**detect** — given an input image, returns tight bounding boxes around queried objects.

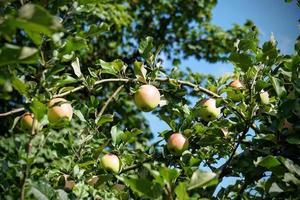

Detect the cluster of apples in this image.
[19,80,273,175]
[20,97,73,131]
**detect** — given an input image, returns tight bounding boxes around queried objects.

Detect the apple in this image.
[259,90,269,105]
[283,119,294,133]
[167,133,189,155]
[134,85,160,112]
[47,98,73,124]
[198,98,220,121]
[21,112,39,131]
[229,80,243,88]
[101,154,121,173]
[227,80,244,101]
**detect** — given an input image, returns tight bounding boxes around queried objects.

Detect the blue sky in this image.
[146,0,300,137]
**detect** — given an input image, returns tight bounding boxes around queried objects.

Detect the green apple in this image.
[134,85,160,112]
[167,133,189,155]
[198,98,220,121]
[47,98,73,124]
[227,80,244,101]
[101,154,121,173]
[21,112,39,131]
[259,90,269,105]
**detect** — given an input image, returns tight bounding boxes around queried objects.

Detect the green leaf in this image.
[229,53,253,72]
[139,37,154,64]
[160,167,180,184]
[73,110,86,122]
[9,116,22,133]
[254,155,281,169]
[175,182,189,200]
[188,170,218,190]
[270,76,286,98]
[0,44,39,66]
[96,114,114,126]
[268,182,283,194]
[56,189,69,200]
[286,135,300,144]
[123,178,161,198]
[110,125,124,146]
[283,173,300,185]
[17,4,61,34]
[31,187,49,200]
[60,37,88,55]
[280,157,300,176]
[29,181,56,200]
[121,128,143,143]
[30,99,48,121]
[12,77,28,96]
[133,61,147,83]
[71,57,82,78]
[97,59,125,75]
[80,23,110,38]
[295,36,300,55]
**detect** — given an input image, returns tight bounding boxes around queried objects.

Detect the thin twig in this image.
[20,118,37,200]
[0,108,25,117]
[96,85,124,124]
[156,77,221,98]
[54,78,131,98]
[120,156,158,174]
[218,126,249,179]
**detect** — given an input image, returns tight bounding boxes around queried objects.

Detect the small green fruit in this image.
[259,90,269,105]
[167,133,189,155]
[198,98,220,121]
[134,85,160,112]
[101,154,121,173]
[47,98,73,124]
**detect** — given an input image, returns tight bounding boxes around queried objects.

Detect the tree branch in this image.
[20,118,37,200]
[120,156,156,174]
[218,127,249,179]
[0,107,25,117]
[95,85,124,124]
[155,77,221,98]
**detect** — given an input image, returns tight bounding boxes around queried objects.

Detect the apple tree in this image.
[0,0,300,199]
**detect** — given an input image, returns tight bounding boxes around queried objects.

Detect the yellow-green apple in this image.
[259,90,270,105]
[20,112,39,131]
[101,154,121,173]
[47,98,73,124]
[227,80,244,101]
[134,85,160,112]
[198,98,220,121]
[167,133,189,155]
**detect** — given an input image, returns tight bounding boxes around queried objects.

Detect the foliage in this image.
[0,0,300,199]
